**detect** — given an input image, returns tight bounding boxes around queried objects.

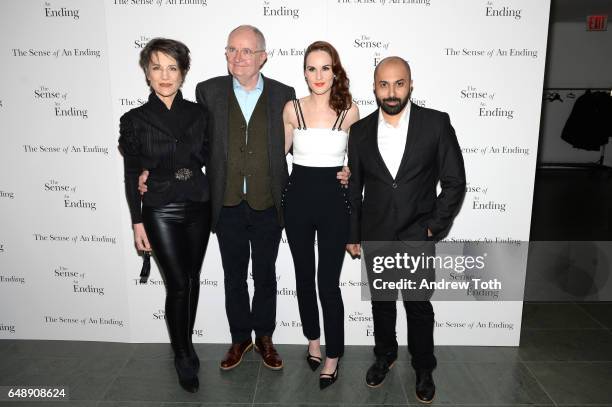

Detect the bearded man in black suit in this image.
[346,56,466,403]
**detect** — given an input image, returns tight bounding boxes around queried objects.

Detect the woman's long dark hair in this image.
[303,41,352,114]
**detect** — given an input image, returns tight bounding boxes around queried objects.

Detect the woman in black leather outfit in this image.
[118,38,210,393]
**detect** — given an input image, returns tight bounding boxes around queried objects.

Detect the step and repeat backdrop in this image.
[0,0,550,345]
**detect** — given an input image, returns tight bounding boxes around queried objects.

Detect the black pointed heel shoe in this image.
[175,356,199,393]
[319,362,339,390]
[306,351,322,371]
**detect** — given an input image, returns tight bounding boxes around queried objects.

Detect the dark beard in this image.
[377,94,410,115]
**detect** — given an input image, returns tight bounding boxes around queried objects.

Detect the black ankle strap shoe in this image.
[319,362,339,390]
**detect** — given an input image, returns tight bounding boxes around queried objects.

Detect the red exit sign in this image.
[587,15,608,31]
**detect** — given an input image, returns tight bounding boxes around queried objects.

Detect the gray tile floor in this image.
[1,302,611,406]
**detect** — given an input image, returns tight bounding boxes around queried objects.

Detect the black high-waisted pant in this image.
[143,201,211,356]
[283,164,350,358]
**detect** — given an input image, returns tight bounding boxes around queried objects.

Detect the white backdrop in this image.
[0,0,550,346]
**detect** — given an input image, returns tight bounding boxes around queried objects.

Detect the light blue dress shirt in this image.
[232,73,264,123]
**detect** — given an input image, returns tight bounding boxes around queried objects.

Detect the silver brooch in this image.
[174,168,193,181]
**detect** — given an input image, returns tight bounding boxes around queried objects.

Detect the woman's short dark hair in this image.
[303,41,352,114]
[139,38,191,83]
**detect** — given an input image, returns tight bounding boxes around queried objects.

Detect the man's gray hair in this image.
[228,25,266,50]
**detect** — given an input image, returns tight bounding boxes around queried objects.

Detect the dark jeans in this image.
[215,200,282,343]
[284,165,349,358]
[143,201,211,356]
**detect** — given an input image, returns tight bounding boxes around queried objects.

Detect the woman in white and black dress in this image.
[282,41,359,389]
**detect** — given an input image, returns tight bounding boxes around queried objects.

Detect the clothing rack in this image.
[539,87,612,169]
[543,87,612,102]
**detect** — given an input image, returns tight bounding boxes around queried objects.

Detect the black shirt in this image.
[119,91,210,224]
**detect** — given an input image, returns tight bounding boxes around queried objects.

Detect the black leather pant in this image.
[142,201,211,356]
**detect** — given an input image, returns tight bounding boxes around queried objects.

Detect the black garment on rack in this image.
[561,90,612,151]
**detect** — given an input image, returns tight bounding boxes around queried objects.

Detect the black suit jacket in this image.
[195,75,295,231]
[348,104,466,242]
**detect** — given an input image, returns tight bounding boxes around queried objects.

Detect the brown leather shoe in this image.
[220,340,253,370]
[254,336,283,370]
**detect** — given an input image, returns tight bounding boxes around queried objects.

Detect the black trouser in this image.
[216,201,282,343]
[284,164,349,358]
[362,235,436,371]
[143,201,211,357]
[372,299,437,371]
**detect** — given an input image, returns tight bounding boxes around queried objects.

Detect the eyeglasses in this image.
[225,46,265,58]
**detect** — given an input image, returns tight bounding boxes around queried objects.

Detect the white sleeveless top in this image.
[290,99,349,167]
[292,128,348,167]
